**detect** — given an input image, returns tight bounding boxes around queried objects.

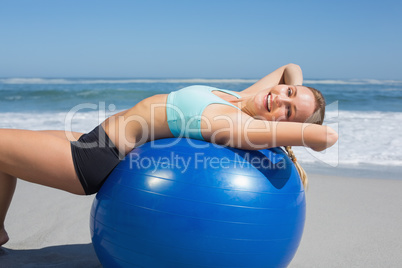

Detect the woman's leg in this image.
[0,129,85,246]
[0,173,16,246]
[0,129,85,193]
[38,130,84,141]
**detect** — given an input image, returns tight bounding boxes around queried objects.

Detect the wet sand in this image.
[2,173,402,267]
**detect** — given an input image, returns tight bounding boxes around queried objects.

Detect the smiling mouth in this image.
[266,93,272,112]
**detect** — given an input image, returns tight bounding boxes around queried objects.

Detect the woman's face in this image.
[251,85,316,122]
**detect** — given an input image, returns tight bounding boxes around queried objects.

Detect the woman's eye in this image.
[287,106,291,118]
[288,88,292,96]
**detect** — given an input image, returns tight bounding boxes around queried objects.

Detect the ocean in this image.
[0,78,401,179]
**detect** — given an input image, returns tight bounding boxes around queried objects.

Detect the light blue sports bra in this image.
[166,85,241,141]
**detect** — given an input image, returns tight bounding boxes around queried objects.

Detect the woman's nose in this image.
[275,96,290,107]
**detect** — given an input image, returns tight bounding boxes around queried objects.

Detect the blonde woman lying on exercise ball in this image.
[0,63,337,246]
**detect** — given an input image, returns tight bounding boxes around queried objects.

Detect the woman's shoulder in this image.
[174,85,218,92]
[131,94,169,110]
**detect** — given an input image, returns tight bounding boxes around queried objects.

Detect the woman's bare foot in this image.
[0,227,9,246]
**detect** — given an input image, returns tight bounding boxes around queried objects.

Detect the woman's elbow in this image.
[286,63,301,69]
[327,127,338,147]
[311,126,338,152]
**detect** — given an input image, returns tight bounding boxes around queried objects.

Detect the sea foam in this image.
[0,78,258,85]
[2,77,401,86]
[293,110,402,168]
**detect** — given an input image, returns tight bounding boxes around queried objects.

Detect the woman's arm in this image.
[204,112,337,151]
[241,63,303,95]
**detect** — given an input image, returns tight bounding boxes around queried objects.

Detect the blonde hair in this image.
[286,86,326,189]
[285,146,308,188]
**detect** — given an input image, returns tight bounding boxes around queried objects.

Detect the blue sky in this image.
[1,0,401,79]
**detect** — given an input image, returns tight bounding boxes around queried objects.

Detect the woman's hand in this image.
[303,125,338,152]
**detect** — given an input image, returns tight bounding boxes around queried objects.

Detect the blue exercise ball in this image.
[90,138,306,268]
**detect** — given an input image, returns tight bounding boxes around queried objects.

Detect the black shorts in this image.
[71,125,122,195]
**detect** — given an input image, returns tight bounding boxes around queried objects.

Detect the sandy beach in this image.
[1,173,402,267]
[291,174,402,267]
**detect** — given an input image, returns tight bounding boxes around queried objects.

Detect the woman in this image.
[0,63,338,246]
